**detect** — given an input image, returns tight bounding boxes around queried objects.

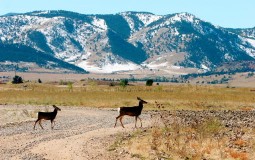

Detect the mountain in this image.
[0,42,87,73]
[226,27,255,39]
[0,10,255,74]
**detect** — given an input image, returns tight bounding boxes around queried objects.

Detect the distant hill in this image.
[0,43,87,73]
[0,10,254,74]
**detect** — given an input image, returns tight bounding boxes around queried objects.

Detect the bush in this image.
[146,79,153,86]
[67,81,73,92]
[120,79,128,87]
[12,75,23,84]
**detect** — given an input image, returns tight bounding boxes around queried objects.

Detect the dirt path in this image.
[0,105,151,160]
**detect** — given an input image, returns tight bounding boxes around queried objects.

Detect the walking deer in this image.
[114,97,148,128]
[33,105,61,130]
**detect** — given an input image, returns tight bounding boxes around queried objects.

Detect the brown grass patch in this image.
[0,82,255,111]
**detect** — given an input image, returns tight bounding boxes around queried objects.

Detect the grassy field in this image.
[0,81,255,110]
[1,80,255,159]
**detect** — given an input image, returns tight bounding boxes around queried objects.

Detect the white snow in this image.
[146,62,168,69]
[201,64,209,70]
[171,66,182,69]
[247,38,255,48]
[224,53,233,61]
[145,61,183,70]
[174,27,179,35]
[65,54,80,62]
[170,13,195,23]
[32,10,50,15]
[92,18,107,30]
[1,37,6,41]
[77,61,140,73]
[171,15,182,22]
[239,39,255,58]
[80,52,92,60]
[102,62,140,73]
[120,12,162,34]
[121,14,135,31]
[136,14,162,26]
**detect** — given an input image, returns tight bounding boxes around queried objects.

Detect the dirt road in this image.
[0,105,151,160]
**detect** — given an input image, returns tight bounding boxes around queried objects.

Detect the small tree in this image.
[12,75,23,84]
[120,79,128,87]
[146,79,154,86]
[67,82,73,92]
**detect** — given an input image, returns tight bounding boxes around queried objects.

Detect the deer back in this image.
[38,112,56,120]
[119,106,143,116]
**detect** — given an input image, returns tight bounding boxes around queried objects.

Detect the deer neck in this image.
[138,101,144,109]
[53,109,58,115]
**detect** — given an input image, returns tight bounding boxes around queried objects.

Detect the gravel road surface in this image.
[0,105,150,160]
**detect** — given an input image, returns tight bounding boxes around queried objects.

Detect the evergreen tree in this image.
[146,79,154,86]
[12,75,23,84]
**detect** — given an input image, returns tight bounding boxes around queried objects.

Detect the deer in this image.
[33,105,61,130]
[114,97,148,128]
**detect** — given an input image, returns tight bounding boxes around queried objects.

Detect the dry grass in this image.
[0,82,255,110]
[118,114,255,160]
[1,81,255,159]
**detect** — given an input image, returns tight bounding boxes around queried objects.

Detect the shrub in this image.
[146,79,153,86]
[120,79,128,87]
[12,75,23,84]
[67,81,73,92]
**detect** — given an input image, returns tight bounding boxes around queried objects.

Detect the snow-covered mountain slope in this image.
[0,10,254,74]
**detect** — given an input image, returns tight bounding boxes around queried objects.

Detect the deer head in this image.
[137,97,148,104]
[53,105,61,111]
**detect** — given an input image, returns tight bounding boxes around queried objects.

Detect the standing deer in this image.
[114,97,148,128]
[34,105,61,130]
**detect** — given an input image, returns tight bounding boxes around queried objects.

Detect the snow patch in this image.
[65,55,81,62]
[171,13,195,23]
[146,62,168,69]
[171,66,182,69]
[136,14,162,26]
[80,52,92,60]
[201,64,209,70]
[239,43,255,58]
[247,38,255,48]
[77,61,140,73]
[92,18,107,30]
[1,37,6,41]
[224,53,233,61]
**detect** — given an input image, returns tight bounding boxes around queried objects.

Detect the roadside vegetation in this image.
[115,111,255,160]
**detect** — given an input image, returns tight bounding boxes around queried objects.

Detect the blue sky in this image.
[0,0,254,28]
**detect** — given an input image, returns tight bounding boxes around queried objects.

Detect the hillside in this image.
[0,10,255,74]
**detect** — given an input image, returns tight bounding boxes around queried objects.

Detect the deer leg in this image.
[53,120,56,128]
[135,116,138,128]
[114,115,120,127]
[51,120,54,129]
[119,116,125,128]
[115,115,123,128]
[34,119,39,130]
[138,116,142,128]
[39,120,44,129]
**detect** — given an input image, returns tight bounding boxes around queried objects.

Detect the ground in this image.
[0,105,150,160]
